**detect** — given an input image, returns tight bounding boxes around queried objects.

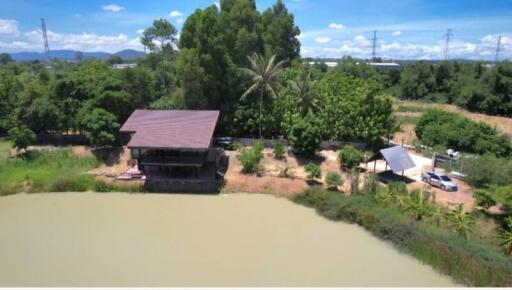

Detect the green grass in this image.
[294,187,512,287]
[0,138,12,160]
[0,148,101,195]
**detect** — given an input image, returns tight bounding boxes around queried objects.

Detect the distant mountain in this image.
[113,49,145,60]
[9,49,145,62]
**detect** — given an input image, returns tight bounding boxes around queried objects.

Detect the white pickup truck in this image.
[421,171,458,191]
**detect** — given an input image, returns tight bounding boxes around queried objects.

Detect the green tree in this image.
[0,53,13,65]
[79,108,120,147]
[446,204,473,239]
[316,72,398,142]
[261,0,300,62]
[220,0,262,66]
[106,55,123,65]
[8,125,36,152]
[287,111,323,155]
[337,145,364,170]
[240,53,285,138]
[287,72,319,112]
[141,19,178,91]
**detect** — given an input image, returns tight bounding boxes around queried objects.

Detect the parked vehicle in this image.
[421,171,458,191]
[213,137,235,150]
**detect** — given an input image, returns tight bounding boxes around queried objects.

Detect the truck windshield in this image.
[440,176,452,182]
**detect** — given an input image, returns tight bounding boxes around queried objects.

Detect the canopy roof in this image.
[120,110,219,150]
[380,146,416,173]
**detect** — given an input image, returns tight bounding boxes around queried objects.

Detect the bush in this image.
[237,141,264,174]
[337,145,364,169]
[463,155,512,187]
[8,125,36,151]
[325,171,343,190]
[415,109,512,157]
[304,162,321,179]
[287,111,323,155]
[272,141,286,159]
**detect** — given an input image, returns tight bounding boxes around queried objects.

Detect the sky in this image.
[0,0,512,60]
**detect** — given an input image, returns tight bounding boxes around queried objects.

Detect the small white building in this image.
[112,63,138,69]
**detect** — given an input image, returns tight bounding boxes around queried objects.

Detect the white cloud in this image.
[0,19,19,36]
[315,36,331,44]
[328,23,345,30]
[169,11,183,18]
[23,29,142,53]
[102,4,125,13]
[177,18,184,24]
[392,30,401,36]
[136,29,144,34]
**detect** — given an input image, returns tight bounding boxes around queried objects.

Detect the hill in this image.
[10,49,145,62]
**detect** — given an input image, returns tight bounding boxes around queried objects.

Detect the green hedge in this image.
[294,187,512,287]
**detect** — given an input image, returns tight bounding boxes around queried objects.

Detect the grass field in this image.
[0,138,12,160]
[0,148,101,195]
[393,100,512,145]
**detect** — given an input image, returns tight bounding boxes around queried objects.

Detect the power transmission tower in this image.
[41,18,50,61]
[444,28,452,60]
[495,35,502,63]
[371,30,378,61]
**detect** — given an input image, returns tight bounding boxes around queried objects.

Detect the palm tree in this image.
[287,72,319,112]
[498,217,512,256]
[240,53,285,138]
[446,204,473,239]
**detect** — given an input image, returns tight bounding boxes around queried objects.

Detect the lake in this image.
[0,192,456,287]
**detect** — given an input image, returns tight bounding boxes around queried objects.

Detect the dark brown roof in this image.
[120,110,220,149]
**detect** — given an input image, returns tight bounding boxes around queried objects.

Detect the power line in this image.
[371,30,378,61]
[41,18,50,61]
[443,28,453,60]
[495,35,502,63]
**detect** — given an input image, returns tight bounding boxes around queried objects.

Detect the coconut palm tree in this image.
[498,217,512,256]
[240,53,286,138]
[287,72,319,112]
[446,204,473,239]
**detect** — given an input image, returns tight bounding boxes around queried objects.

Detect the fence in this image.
[36,133,89,146]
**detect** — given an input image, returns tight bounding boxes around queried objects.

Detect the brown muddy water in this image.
[0,192,456,287]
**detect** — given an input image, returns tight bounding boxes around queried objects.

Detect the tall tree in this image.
[141,19,178,91]
[240,53,285,138]
[261,0,301,62]
[220,0,263,66]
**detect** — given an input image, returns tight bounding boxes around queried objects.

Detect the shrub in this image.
[304,162,321,179]
[415,109,512,157]
[8,125,36,151]
[337,145,364,169]
[237,141,264,174]
[463,155,512,188]
[272,141,286,159]
[287,111,322,155]
[325,171,343,191]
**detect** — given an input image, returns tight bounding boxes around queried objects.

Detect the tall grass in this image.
[0,148,100,195]
[0,138,12,160]
[294,187,512,286]
[396,105,427,113]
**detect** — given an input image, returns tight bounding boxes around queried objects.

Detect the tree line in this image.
[0,0,398,151]
[332,57,512,117]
